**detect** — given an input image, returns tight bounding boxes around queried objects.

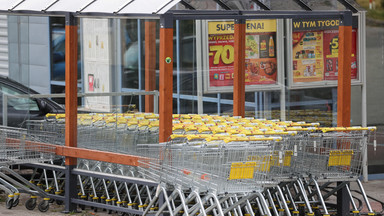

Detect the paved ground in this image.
[0,180,383,216]
[352,180,384,214]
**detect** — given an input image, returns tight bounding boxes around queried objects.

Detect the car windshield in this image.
[0,83,39,111]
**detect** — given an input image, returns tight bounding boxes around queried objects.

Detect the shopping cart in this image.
[293,127,376,180]
[0,126,59,211]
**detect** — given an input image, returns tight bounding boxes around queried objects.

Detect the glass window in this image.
[49,17,82,105]
[0,83,39,111]
[183,0,222,10]
[269,0,305,10]
[305,0,348,10]
[122,19,140,90]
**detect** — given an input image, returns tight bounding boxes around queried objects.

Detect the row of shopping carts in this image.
[0,113,380,216]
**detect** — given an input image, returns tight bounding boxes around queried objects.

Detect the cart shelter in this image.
[0,0,364,214]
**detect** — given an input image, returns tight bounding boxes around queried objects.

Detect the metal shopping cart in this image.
[0,126,59,211]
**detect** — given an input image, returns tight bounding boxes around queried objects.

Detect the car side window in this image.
[0,83,39,111]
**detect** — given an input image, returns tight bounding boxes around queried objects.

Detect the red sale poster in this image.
[292,18,359,85]
[323,28,358,80]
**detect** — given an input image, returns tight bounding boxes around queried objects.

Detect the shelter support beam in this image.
[145,20,157,113]
[64,12,78,213]
[159,14,173,143]
[337,12,352,127]
[336,11,353,216]
[233,19,246,117]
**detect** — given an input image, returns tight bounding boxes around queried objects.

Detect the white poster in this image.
[82,18,111,112]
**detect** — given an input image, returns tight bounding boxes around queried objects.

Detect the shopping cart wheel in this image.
[25,198,37,210]
[79,204,85,210]
[5,198,13,209]
[12,198,19,207]
[299,205,306,216]
[56,199,64,205]
[117,212,126,216]
[38,200,50,212]
[314,208,321,216]
[93,201,98,212]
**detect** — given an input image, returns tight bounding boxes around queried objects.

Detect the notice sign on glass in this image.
[292,18,358,83]
[207,20,277,89]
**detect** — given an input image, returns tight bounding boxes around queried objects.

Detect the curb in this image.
[366,17,384,27]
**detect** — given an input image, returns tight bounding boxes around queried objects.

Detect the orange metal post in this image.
[233,19,246,118]
[159,15,173,143]
[337,15,352,127]
[145,20,157,113]
[64,13,78,213]
[65,14,78,166]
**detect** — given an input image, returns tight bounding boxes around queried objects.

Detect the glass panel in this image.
[118,0,180,14]
[305,0,348,10]
[362,0,384,176]
[122,19,140,89]
[0,83,39,111]
[15,0,56,11]
[47,0,90,12]
[224,0,254,10]
[49,17,82,105]
[347,0,368,11]
[5,15,66,128]
[0,0,24,10]
[269,0,305,10]
[181,0,220,10]
[81,0,129,13]
[287,88,334,126]
[178,20,197,96]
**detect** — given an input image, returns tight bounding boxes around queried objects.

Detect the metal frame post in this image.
[145,20,157,113]
[138,19,143,112]
[159,13,174,143]
[359,11,368,182]
[2,94,7,126]
[233,18,246,117]
[176,20,181,114]
[64,12,78,213]
[337,182,350,216]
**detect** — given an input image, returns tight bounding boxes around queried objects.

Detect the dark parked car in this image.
[0,76,65,127]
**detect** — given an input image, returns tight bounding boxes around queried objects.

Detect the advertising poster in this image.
[292,31,324,83]
[83,18,112,112]
[292,18,358,84]
[323,28,358,80]
[208,20,277,88]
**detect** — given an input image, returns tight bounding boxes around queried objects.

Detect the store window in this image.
[49,17,82,104]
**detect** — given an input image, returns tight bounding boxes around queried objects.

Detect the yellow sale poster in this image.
[208,20,278,87]
[292,31,324,83]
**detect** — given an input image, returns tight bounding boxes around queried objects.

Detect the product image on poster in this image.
[208,20,277,88]
[292,31,324,83]
[323,29,358,80]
